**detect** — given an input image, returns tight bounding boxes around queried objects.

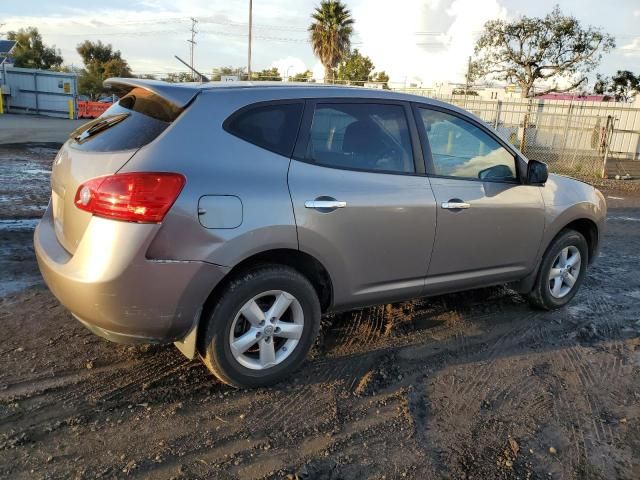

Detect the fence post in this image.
[601,115,614,179]
[520,98,532,154]
[494,100,501,129]
[33,72,39,115]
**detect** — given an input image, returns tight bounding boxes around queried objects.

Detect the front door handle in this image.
[305,200,347,210]
[441,201,470,209]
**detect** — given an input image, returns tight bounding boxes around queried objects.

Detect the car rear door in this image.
[288,99,437,310]
[413,104,545,293]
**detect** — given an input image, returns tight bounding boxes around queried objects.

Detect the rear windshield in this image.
[69,88,183,152]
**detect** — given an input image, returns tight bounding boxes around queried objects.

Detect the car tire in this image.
[201,265,321,388]
[526,229,589,310]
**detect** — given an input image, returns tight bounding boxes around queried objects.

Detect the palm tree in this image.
[308,0,354,83]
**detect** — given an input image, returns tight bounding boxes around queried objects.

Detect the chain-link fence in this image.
[394,90,640,179]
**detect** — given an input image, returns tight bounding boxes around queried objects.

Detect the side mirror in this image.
[478,164,515,181]
[527,160,548,185]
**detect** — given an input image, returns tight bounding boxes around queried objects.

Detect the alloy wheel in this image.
[548,246,581,299]
[229,290,304,370]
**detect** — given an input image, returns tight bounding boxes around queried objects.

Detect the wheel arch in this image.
[562,218,599,264]
[192,248,333,354]
[515,216,600,293]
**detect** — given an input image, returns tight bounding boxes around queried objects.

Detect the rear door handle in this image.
[304,200,347,210]
[441,201,470,209]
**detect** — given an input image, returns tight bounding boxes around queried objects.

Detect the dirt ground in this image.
[0,144,639,480]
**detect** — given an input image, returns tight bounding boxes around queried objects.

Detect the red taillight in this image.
[74,172,186,223]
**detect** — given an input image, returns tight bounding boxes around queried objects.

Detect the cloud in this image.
[621,37,640,56]
[1,0,310,74]
[6,0,635,87]
[311,61,325,81]
[270,56,307,78]
[351,0,507,86]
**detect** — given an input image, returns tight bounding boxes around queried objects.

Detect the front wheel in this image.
[201,265,321,388]
[526,229,588,310]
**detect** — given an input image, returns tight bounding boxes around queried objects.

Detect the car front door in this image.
[288,100,437,310]
[414,105,545,293]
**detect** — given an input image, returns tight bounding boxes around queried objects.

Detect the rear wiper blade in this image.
[75,114,129,142]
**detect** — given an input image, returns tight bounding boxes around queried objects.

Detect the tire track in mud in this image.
[246,297,496,437]
[0,351,192,438]
[411,300,614,469]
[549,371,590,474]
[443,309,541,417]
[545,318,635,477]
[561,346,620,450]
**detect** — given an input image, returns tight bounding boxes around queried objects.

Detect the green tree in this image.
[368,70,390,89]
[594,71,639,102]
[162,72,193,83]
[335,49,374,86]
[6,27,63,70]
[309,0,354,83]
[472,6,615,98]
[290,70,314,82]
[76,40,132,99]
[452,88,479,96]
[77,73,103,100]
[211,66,248,81]
[250,68,282,81]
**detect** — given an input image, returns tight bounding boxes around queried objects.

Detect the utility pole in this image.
[248,0,253,80]
[465,56,472,91]
[464,55,471,107]
[188,17,198,82]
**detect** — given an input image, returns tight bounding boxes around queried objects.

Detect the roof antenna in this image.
[173,55,210,83]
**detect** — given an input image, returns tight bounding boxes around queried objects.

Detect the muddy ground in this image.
[0,144,639,480]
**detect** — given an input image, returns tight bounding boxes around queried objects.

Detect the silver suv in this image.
[35,79,606,387]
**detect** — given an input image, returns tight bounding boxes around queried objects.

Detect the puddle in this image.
[0,277,42,298]
[413,315,447,330]
[0,147,54,220]
[608,216,640,222]
[0,218,40,231]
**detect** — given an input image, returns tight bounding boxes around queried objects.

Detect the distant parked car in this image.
[35,79,606,387]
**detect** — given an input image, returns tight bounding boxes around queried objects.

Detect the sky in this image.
[1,0,639,88]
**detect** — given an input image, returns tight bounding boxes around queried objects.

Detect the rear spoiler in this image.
[103,78,200,109]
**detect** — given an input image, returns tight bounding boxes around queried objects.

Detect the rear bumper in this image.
[34,204,228,343]
[74,315,162,344]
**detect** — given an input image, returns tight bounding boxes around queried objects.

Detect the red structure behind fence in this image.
[77,101,111,119]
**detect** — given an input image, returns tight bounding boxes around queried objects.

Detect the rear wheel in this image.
[527,229,588,310]
[201,265,321,388]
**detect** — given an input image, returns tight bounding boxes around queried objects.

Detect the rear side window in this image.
[307,103,414,174]
[70,88,183,152]
[224,102,303,157]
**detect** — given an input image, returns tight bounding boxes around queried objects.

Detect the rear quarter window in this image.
[223,102,304,157]
[69,88,183,152]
